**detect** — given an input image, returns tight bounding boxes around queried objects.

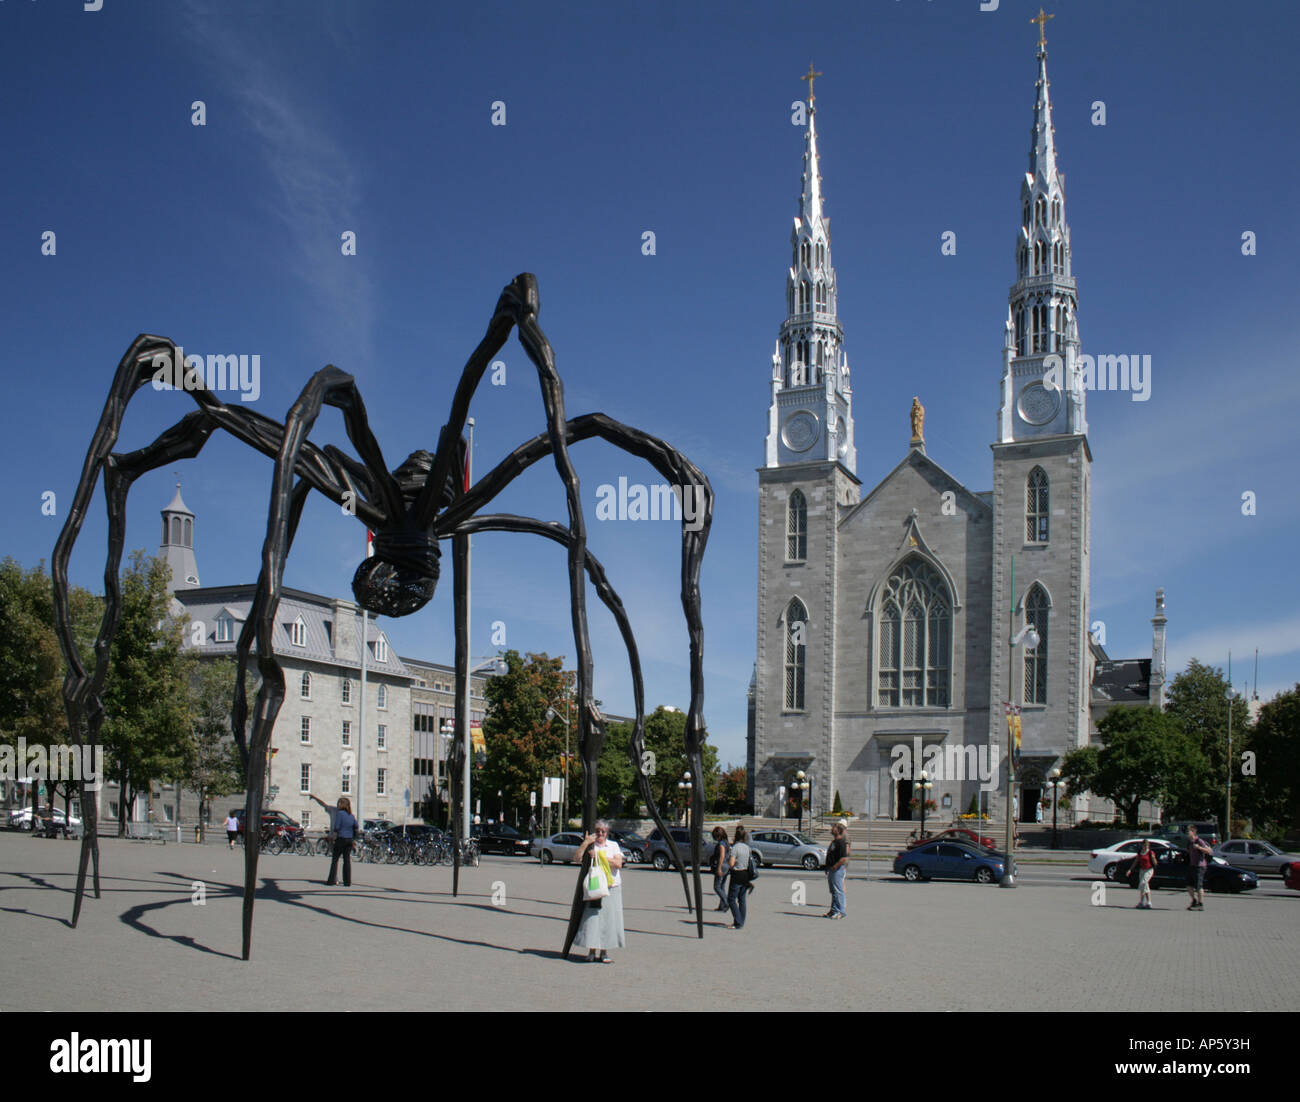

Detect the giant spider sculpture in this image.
[52,273,712,960]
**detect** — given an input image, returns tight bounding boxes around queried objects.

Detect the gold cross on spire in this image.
[1031,8,1055,48]
[801,62,823,108]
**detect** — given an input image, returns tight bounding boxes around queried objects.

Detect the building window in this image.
[786,490,807,562]
[377,768,387,797]
[300,672,311,699]
[300,716,311,744]
[876,557,951,708]
[302,810,311,829]
[377,724,387,750]
[341,678,351,704]
[342,721,351,747]
[377,684,388,710]
[290,617,306,647]
[341,765,351,795]
[375,635,388,663]
[1024,585,1049,704]
[782,598,807,711]
[300,763,311,793]
[215,615,233,643]
[1026,467,1049,542]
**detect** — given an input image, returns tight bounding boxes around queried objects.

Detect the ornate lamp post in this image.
[1001,609,1040,889]
[1047,768,1062,850]
[676,772,693,828]
[917,769,933,839]
[793,771,808,831]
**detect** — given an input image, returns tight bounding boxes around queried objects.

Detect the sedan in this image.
[893,841,1013,883]
[1088,838,1174,880]
[531,832,634,865]
[1212,839,1299,878]
[8,807,83,833]
[749,829,827,870]
[472,822,532,856]
[1117,849,1257,894]
[908,826,998,851]
[609,830,647,862]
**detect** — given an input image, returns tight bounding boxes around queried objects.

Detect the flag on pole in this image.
[367,529,374,558]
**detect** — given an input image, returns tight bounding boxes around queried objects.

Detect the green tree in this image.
[639,705,719,817]
[717,765,748,814]
[594,719,638,818]
[177,657,245,838]
[480,651,572,824]
[99,550,195,834]
[0,558,99,820]
[1239,685,1300,837]
[1063,707,1208,827]
[1164,659,1251,819]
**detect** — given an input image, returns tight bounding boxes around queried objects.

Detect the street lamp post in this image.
[676,772,692,827]
[793,770,807,831]
[918,769,933,839]
[1225,686,1237,840]
[1048,768,1062,850]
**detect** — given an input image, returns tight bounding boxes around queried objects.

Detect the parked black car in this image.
[644,826,716,872]
[608,830,647,862]
[471,822,532,856]
[1117,848,1257,893]
[231,809,304,841]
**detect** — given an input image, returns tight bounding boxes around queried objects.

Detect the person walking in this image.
[710,826,730,911]
[224,811,240,850]
[573,820,625,962]
[726,825,754,929]
[824,821,850,918]
[1186,826,1213,910]
[312,794,357,887]
[1135,838,1156,908]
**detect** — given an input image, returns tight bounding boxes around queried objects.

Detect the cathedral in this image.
[748,31,1167,825]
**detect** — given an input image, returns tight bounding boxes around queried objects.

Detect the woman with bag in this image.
[573,820,625,963]
[711,826,731,911]
[726,825,754,930]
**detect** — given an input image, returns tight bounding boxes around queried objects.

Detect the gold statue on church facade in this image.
[910,396,925,444]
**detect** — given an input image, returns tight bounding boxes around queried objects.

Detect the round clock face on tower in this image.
[781,410,820,452]
[1017,381,1062,426]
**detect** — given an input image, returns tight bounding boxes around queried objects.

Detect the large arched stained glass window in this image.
[1026,467,1049,543]
[877,558,951,708]
[783,598,807,711]
[1024,585,1049,704]
[787,490,807,562]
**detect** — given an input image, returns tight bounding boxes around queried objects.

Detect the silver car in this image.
[531,832,633,865]
[1213,839,1299,877]
[749,829,827,870]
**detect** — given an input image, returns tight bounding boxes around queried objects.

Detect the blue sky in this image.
[3,0,1297,768]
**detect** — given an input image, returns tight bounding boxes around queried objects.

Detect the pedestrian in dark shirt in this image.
[824,821,850,918]
[312,793,357,887]
[1186,826,1213,910]
[710,826,730,911]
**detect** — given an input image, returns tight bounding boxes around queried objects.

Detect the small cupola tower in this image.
[160,483,200,591]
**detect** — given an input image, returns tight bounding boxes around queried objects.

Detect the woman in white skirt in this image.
[574,820,625,963]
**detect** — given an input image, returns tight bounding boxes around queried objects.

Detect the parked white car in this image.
[8,807,83,834]
[1088,837,1173,880]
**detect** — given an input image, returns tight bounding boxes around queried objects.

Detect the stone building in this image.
[750,37,1167,825]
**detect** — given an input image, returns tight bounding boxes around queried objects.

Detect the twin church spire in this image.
[768,17,1087,471]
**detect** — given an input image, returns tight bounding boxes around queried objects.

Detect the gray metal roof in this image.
[1092,658,1151,705]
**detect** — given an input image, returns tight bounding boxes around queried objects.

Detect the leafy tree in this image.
[717,765,748,814]
[1239,684,1300,837]
[99,550,196,834]
[1164,659,1251,819]
[177,657,245,837]
[0,558,99,820]
[480,651,572,824]
[1064,707,1207,826]
[594,719,638,818]
[638,705,719,817]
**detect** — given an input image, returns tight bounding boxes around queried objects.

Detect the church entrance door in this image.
[1021,787,1041,823]
[897,779,913,821]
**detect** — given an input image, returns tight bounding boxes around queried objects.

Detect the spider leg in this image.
[438,411,713,938]
[454,514,695,915]
[449,532,469,897]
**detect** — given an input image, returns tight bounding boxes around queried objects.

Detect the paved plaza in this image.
[1,834,1295,1012]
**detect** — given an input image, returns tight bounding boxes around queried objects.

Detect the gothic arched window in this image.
[1024,585,1049,704]
[782,598,807,711]
[1015,306,1026,357]
[171,516,182,544]
[1026,467,1049,542]
[1033,303,1048,352]
[787,490,807,562]
[876,557,951,708]
[1035,195,1047,227]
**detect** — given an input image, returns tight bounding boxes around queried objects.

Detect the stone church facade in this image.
[749,38,1166,825]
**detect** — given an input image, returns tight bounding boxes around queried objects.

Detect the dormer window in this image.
[375,635,388,664]
[290,616,306,647]
[215,614,234,643]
